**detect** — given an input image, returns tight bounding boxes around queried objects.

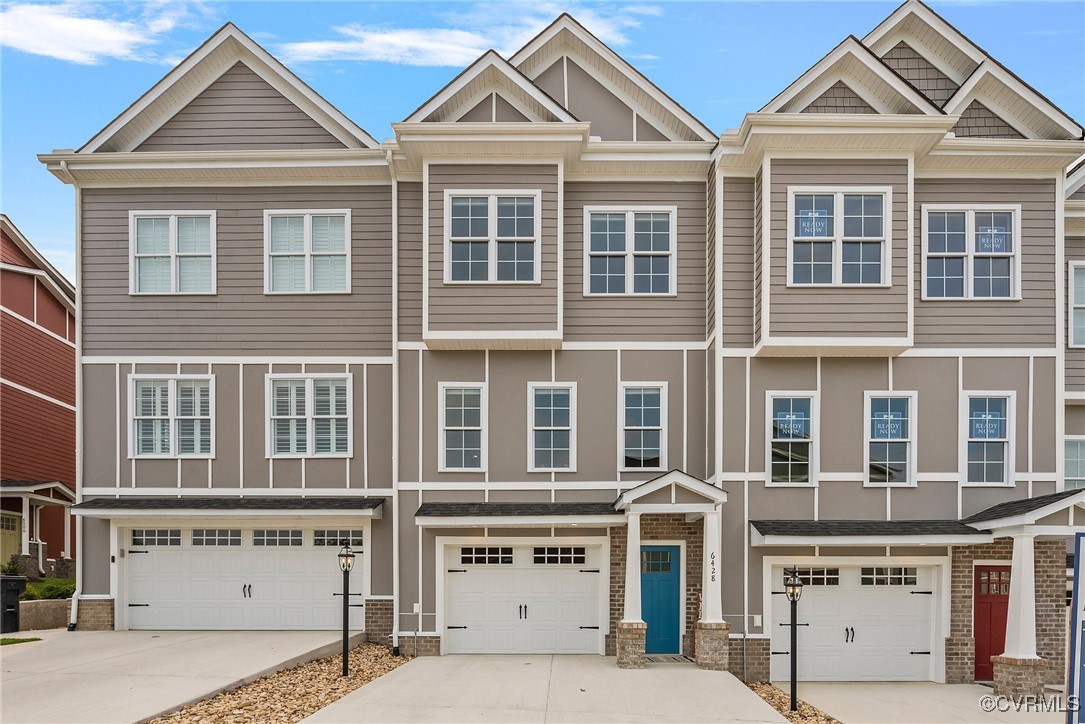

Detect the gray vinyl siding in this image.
[566,58,634,141]
[951,101,1025,140]
[563,181,706,341]
[880,42,958,106]
[427,165,559,333]
[801,81,875,114]
[768,159,909,339]
[398,182,423,340]
[722,176,755,347]
[1067,235,1085,391]
[753,170,763,344]
[706,170,716,337]
[914,178,1056,347]
[80,186,393,356]
[136,63,346,152]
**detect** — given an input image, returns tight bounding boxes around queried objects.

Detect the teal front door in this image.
[641,545,680,654]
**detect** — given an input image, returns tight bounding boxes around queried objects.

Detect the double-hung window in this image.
[131,376,214,457]
[267,375,351,457]
[923,206,1019,299]
[620,383,667,470]
[964,395,1011,485]
[789,190,888,285]
[1066,440,1085,490]
[265,210,350,293]
[1071,263,1085,346]
[445,191,540,283]
[585,207,677,295]
[865,393,915,485]
[440,383,486,470]
[768,394,816,484]
[130,211,216,294]
[528,383,576,471]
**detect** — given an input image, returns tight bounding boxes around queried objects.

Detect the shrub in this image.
[21,578,76,601]
[0,555,26,576]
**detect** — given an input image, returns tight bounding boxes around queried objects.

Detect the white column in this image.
[622,512,643,623]
[1002,533,1039,659]
[20,497,30,555]
[702,509,724,622]
[63,506,72,558]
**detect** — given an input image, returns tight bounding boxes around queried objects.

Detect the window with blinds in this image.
[268,375,352,457]
[265,211,350,293]
[132,376,213,457]
[130,212,215,294]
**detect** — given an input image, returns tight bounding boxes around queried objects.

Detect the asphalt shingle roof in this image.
[962,489,1083,524]
[750,519,986,537]
[73,497,383,511]
[415,502,619,518]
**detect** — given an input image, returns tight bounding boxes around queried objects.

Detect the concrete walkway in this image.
[304,655,787,723]
[1,629,361,724]
[795,682,1064,723]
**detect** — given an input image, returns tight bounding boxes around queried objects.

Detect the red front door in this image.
[974,566,1011,681]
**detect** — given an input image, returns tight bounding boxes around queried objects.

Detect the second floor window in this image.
[1072,264,1085,346]
[966,396,1010,485]
[441,384,485,470]
[866,395,913,485]
[530,384,576,471]
[770,396,814,483]
[924,207,1018,299]
[622,384,666,470]
[790,191,887,286]
[446,192,540,283]
[130,212,215,294]
[268,376,351,457]
[1066,440,1085,490]
[586,208,676,295]
[132,376,213,457]
[265,211,350,293]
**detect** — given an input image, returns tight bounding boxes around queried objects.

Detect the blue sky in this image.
[2,0,1082,281]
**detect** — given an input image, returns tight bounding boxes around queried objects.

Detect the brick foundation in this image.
[728,636,771,683]
[75,598,113,630]
[616,620,646,669]
[400,635,440,656]
[364,598,393,644]
[945,636,976,684]
[991,656,1047,697]
[694,621,730,671]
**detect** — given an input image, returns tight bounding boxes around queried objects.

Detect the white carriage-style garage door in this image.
[444,544,603,654]
[125,527,365,630]
[770,565,936,682]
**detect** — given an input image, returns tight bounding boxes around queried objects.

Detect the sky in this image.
[1,0,1083,282]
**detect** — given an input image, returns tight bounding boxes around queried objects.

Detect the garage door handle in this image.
[247,584,252,598]
[519,604,523,619]
[128,550,149,554]
[849,627,855,642]
[128,604,149,607]
[447,626,468,630]
[579,569,600,573]
[524,604,528,619]
[910,591,933,595]
[447,569,467,573]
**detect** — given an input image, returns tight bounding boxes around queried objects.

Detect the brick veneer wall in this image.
[401,635,440,657]
[947,538,1066,685]
[728,636,771,683]
[606,514,703,657]
[75,598,113,630]
[364,598,393,644]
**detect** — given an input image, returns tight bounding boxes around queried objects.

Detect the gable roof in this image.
[0,214,75,308]
[614,469,727,510]
[508,14,716,141]
[962,489,1085,527]
[1068,156,1085,198]
[79,23,377,153]
[402,50,578,123]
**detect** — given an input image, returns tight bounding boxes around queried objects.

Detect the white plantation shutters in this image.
[135,217,171,293]
[313,379,349,454]
[176,216,213,292]
[311,215,347,292]
[269,376,352,457]
[176,380,212,455]
[266,212,350,293]
[132,377,213,457]
[272,380,308,455]
[269,216,306,293]
[135,380,170,455]
[132,213,215,293]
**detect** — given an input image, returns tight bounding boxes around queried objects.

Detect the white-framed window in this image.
[192,529,241,546]
[860,567,917,586]
[439,382,486,471]
[253,529,303,547]
[314,529,364,547]
[443,190,541,284]
[129,375,214,458]
[922,205,1021,300]
[460,546,513,564]
[129,211,216,294]
[619,382,668,471]
[961,393,1014,486]
[864,392,917,486]
[264,210,351,294]
[1071,263,1085,347]
[787,188,890,286]
[528,382,576,472]
[766,393,818,485]
[584,206,678,296]
[266,374,352,458]
[132,529,181,546]
[1066,439,1085,490]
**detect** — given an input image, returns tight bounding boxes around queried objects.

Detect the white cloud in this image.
[622,5,663,16]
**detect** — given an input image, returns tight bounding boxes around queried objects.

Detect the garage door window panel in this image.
[315,530,363,547]
[786,567,840,586]
[533,547,586,565]
[461,546,513,565]
[132,529,181,546]
[861,567,918,586]
[254,530,303,547]
[192,529,241,546]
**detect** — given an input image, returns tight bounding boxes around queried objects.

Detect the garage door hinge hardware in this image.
[349,604,365,608]
[333,592,364,597]
[778,622,808,627]
[910,591,933,595]
[579,569,600,573]
[128,550,149,554]
[447,626,468,629]
[579,626,599,630]
[770,651,790,656]
[910,651,932,655]
[447,569,467,573]
[128,604,150,607]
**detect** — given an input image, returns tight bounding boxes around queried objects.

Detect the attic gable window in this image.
[129,212,216,294]
[444,191,541,284]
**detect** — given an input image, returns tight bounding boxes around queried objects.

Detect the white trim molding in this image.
[128,210,217,295]
[438,381,488,473]
[442,189,543,285]
[526,381,578,473]
[582,205,679,297]
[263,209,353,295]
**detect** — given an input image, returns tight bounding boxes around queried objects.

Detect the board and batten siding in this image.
[135,62,346,152]
[563,181,706,341]
[913,178,1056,347]
[80,186,393,356]
[722,176,755,347]
[426,165,559,333]
[398,182,424,340]
[768,159,909,339]
[1067,235,1085,391]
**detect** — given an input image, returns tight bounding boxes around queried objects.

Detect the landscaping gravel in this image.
[148,643,410,724]
[748,682,840,724]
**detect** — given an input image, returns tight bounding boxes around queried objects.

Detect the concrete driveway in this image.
[1,628,362,724]
[304,655,786,723]
[795,682,1064,723]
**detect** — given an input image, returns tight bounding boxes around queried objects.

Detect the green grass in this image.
[1,637,41,646]
[21,578,75,601]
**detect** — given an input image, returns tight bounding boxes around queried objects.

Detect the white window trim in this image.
[438,381,488,473]
[1065,435,1085,491]
[263,209,353,295]
[764,391,820,487]
[1070,261,1085,348]
[920,204,1022,301]
[959,390,1016,488]
[527,381,578,473]
[583,205,680,297]
[127,374,216,459]
[617,381,669,473]
[128,210,217,295]
[863,391,918,488]
[785,187,893,288]
[442,189,543,285]
[264,373,354,459]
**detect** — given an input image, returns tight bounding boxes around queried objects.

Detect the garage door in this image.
[444,544,602,654]
[770,565,935,681]
[125,527,365,630]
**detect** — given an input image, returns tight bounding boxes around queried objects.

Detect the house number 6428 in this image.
[709,551,717,583]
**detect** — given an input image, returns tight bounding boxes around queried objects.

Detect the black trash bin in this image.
[1,575,28,633]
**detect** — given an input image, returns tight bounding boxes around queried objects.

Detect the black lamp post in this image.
[338,545,355,677]
[784,569,804,713]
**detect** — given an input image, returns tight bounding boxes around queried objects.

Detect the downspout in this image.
[69,178,83,630]
[34,506,45,576]
[387,148,401,655]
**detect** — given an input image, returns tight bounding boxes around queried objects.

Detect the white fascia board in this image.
[863,0,985,66]
[0,483,76,502]
[415,515,625,528]
[1067,163,1085,197]
[73,507,383,519]
[752,533,993,546]
[967,492,1085,531]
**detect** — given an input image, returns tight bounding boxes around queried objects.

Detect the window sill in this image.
[437,467,487,473]
[442,280,543,286]
[763,480,818,488]
[784,283,892,290]
[129,292,217,297]
[959,481,1015,488]
[583,292,678,299]
[130,454,214,460]
[863,481,918,488]
[920,296,1022,302]
[620,467,668,474]
[529,467,577,474]
[263,290,353,296]
[267,454,353,460]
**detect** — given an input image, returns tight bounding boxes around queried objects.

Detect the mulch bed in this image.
[148,643,410,724]
[748,682,841,724]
